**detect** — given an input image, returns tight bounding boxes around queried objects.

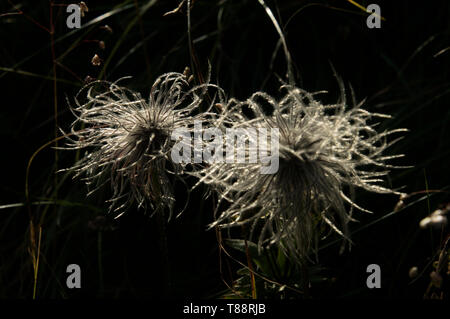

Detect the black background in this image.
[0,0,449,299]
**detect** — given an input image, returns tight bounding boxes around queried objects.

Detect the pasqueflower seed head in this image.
[194,82,408,264]
[61,72,217,219]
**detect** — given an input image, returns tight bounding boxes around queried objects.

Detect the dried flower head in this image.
[194,81,408,263]
[62,72,217,219]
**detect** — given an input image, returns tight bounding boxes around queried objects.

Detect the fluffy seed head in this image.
[62,72,217,219]
[194,82,408,263]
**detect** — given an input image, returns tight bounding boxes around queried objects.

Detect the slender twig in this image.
[7,0,50,33]
[133,0,151,78]
[257,0,294,85]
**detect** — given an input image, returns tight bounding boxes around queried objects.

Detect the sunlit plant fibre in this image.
[193,79,408,264]
[61,71,220,219]
[61,67,408,266]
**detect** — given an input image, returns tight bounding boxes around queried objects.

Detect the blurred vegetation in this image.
[0,0,449,299]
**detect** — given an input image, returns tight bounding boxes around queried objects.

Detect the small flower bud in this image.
[408,266,419,278]
[83,75,95,84]
[91,54,102,66]
[100,25,113,33]
[79,2,88,17]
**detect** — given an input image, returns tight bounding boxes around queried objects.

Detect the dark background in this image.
[0,0,449,299]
